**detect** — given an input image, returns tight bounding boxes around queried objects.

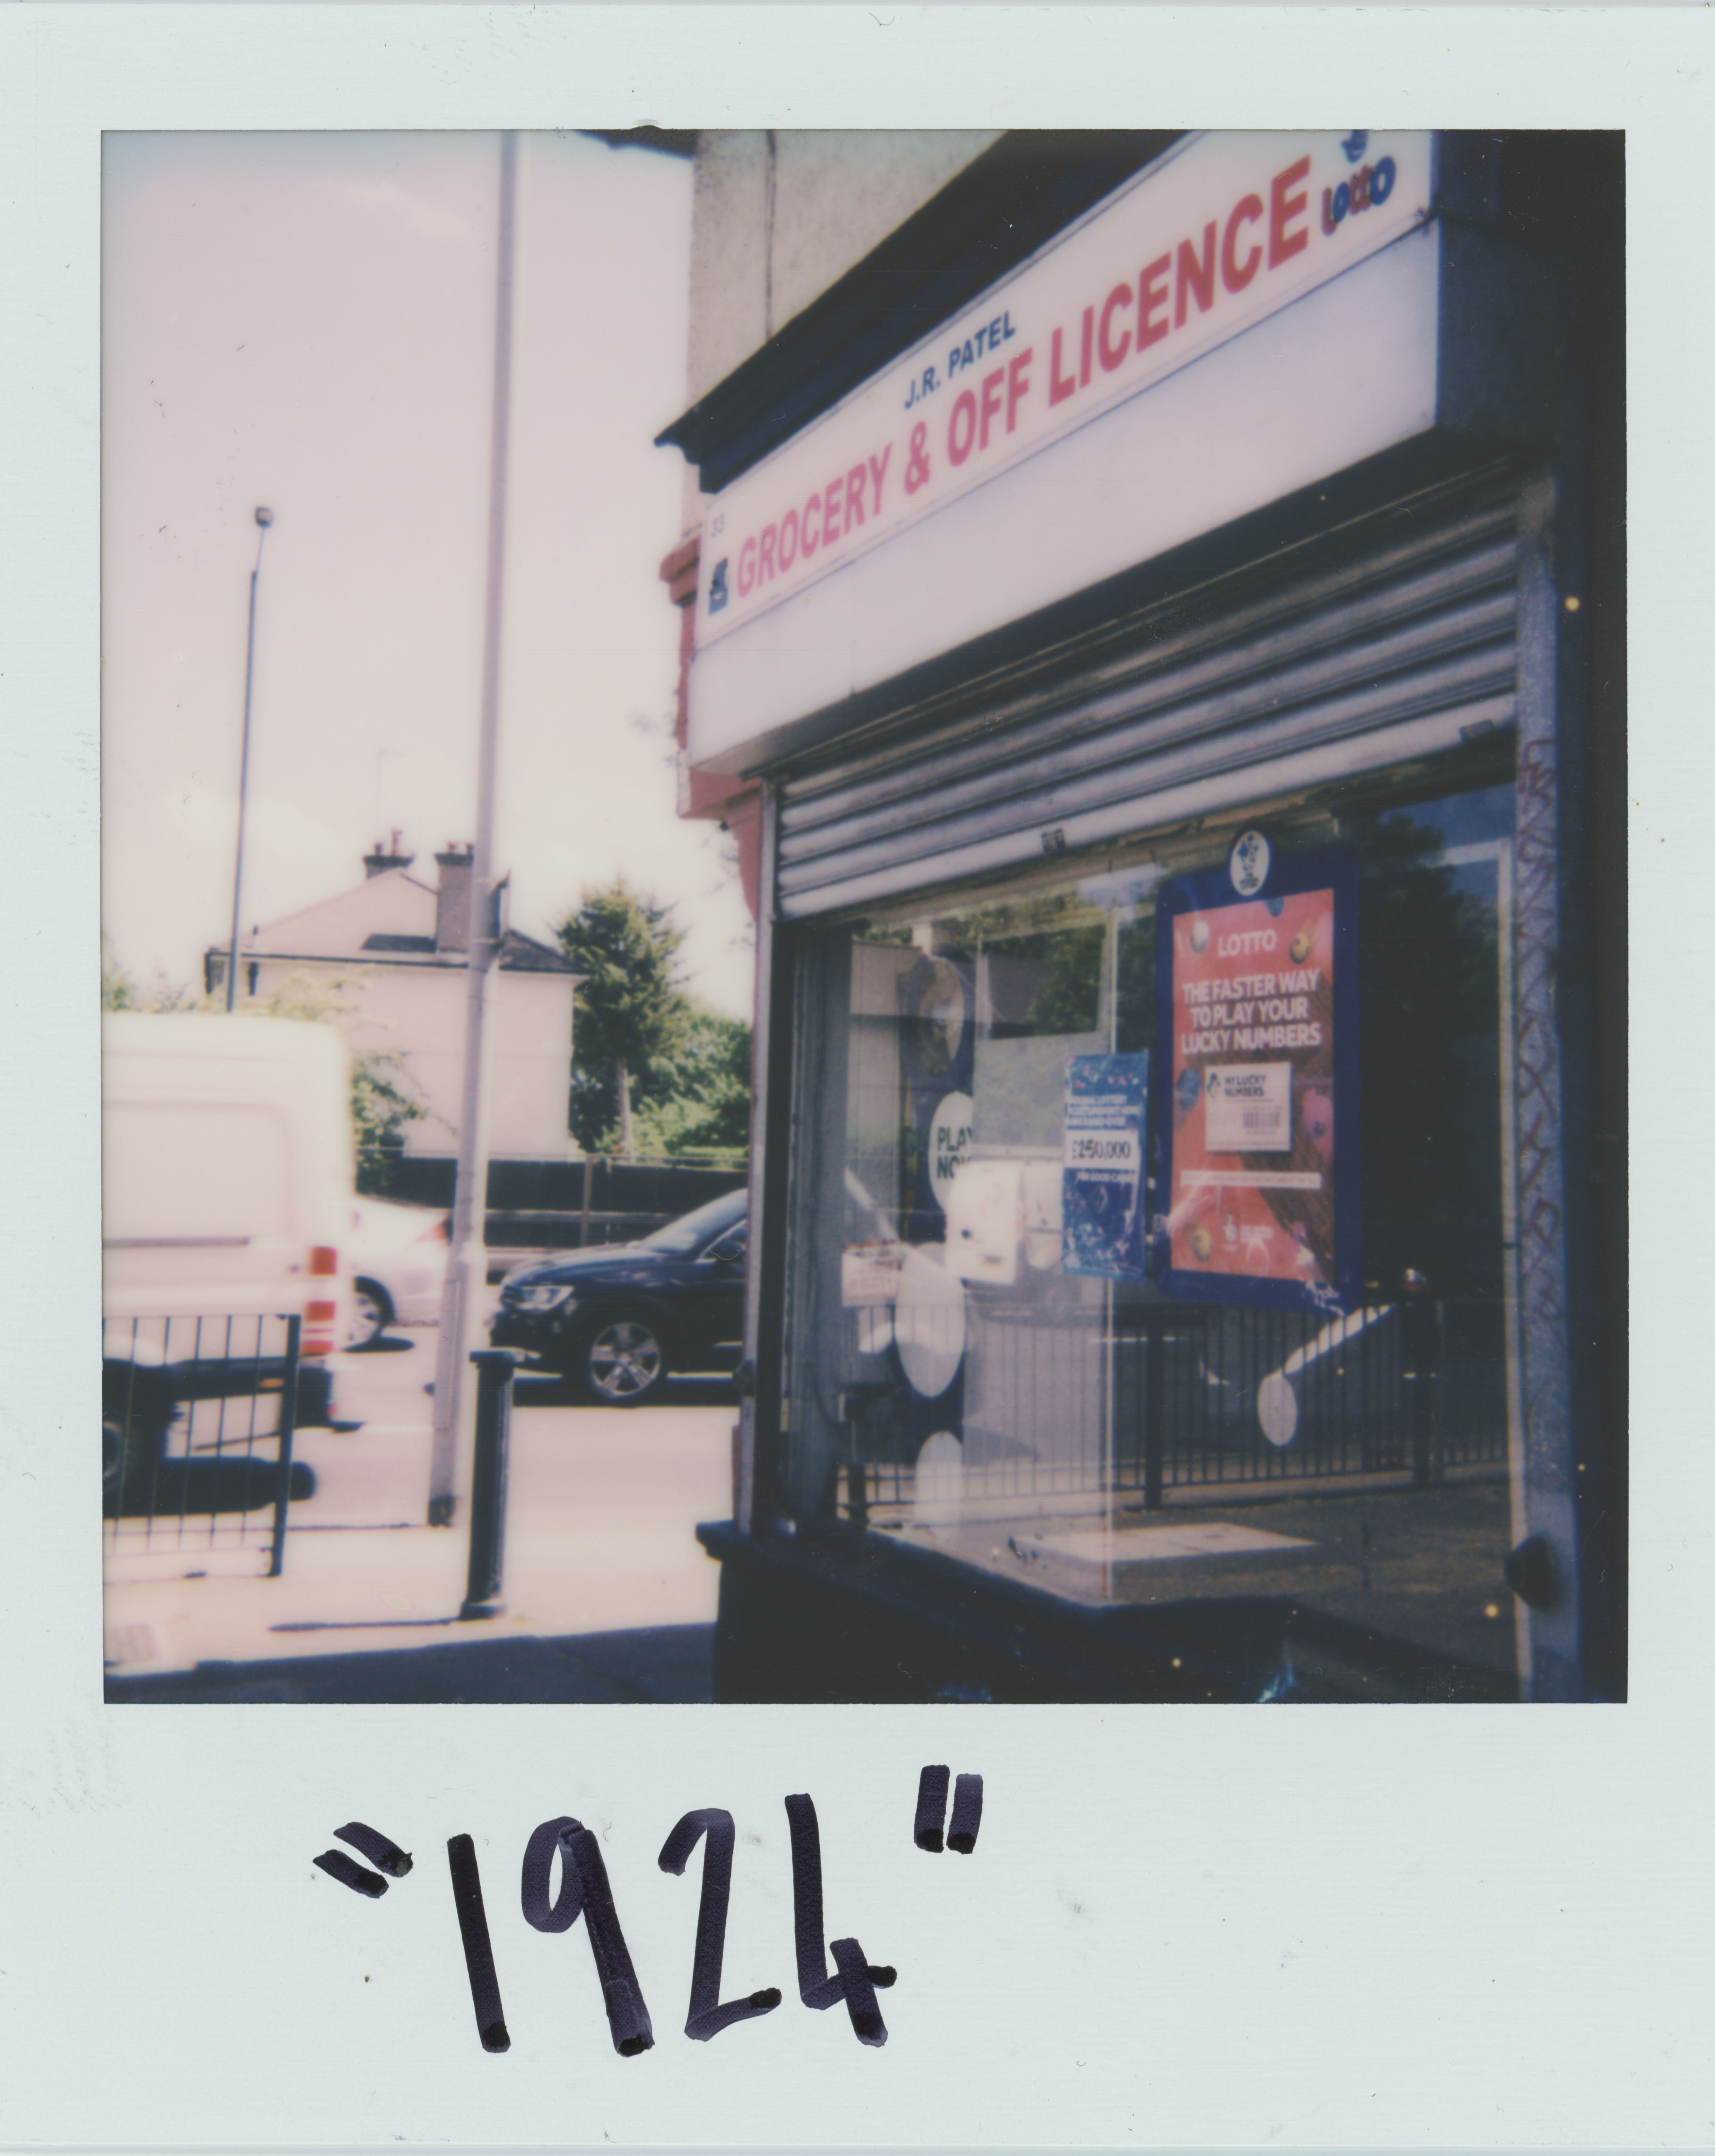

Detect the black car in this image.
[490,1188,747,1405]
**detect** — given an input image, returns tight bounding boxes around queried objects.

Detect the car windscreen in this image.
[639,1187,746,1256]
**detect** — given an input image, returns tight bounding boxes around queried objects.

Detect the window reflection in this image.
[785,780,1524,1692]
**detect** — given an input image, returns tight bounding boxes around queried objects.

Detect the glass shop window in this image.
[780,776,1525,1696]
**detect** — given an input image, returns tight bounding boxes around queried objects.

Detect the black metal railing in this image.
[102,1313,312,1575]
[355,1150,748,1247]
[841,1296,1508,1521]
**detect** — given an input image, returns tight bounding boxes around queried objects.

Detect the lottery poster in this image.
[1061,1052,1150,1281]
[1154,842,1360,1311]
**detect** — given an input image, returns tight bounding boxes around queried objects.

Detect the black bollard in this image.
[460,1350,514,1620]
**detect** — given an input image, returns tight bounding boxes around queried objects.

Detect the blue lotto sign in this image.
[1062,1053,1151,1282]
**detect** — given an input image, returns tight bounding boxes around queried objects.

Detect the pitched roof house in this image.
[207,838,579,1158]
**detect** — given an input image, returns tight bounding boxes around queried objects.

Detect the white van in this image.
[102,1013,356,1502]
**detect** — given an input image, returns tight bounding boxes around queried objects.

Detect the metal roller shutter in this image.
[776,492,1520,919]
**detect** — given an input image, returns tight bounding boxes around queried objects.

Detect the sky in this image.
[101,130,754,1018]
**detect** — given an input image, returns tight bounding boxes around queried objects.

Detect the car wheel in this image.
[347,1280,393,1349]
[580,1315,668,1406]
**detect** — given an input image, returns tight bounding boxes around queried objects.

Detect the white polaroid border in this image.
[1,6,1705,2149]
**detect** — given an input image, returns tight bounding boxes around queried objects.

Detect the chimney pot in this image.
[363,833,416,879]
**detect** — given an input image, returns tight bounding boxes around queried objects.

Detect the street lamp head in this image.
[254,506,274,527]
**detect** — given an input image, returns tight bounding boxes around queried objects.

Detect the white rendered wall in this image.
[244,959,575,1157]
[687,131,1003,403]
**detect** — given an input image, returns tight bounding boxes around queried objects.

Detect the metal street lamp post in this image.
[224,504,274,1012]
[428,131,519,1528]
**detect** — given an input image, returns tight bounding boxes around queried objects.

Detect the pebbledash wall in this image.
[657,131,1625,1705]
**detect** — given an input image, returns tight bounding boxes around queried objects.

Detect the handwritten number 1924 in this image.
[442,1795,894,2056]
[319,1771,975,2057]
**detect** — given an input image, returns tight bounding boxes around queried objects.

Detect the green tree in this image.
[552,886,753,1161]
[100,939,196,1012]
[630,1002,753,1162]
[556,880,690,1158]
[347,1049,429,1195]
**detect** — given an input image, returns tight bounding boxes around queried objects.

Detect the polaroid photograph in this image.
[0,4,1703,2149]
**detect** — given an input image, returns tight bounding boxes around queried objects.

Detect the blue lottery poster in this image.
[1062,1053,1150,1281]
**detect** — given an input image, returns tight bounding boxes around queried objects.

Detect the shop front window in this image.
[780,775,1524,1695]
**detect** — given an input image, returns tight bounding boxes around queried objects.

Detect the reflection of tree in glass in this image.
[1114,913,1157,1055]
[937,890,1108,1039]
[991,923,1105,1038]
[1350,810,1502,1302]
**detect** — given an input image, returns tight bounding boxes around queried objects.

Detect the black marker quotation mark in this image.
[914,1767,983,1854]
[313,1821,414,1897]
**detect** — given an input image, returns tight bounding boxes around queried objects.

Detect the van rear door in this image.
[103,1096,302,1315]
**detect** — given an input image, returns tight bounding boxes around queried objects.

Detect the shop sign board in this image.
[1062,1053,1151,1282]
[1153,845,1360,1312]
[694,131,1431,654]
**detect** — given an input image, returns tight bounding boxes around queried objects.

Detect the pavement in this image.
[101,1324,736,1702]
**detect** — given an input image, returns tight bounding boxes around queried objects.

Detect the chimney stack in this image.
[434,843,476,952]
[363,829,415,878]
